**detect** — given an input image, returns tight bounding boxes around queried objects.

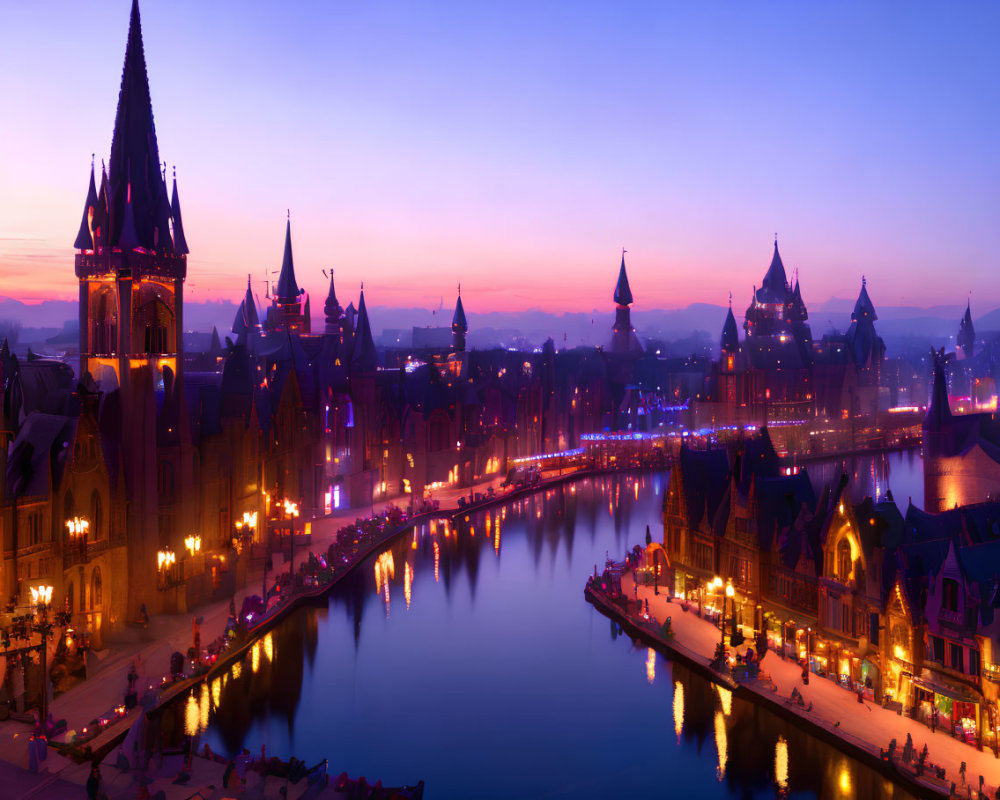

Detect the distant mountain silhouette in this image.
[1,296,996,350]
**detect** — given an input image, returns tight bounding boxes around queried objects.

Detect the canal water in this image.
[192,472,916,799]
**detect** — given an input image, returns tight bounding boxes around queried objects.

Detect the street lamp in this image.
[282,498,300,574]
[184,536,201,557]
[30,585,54,733]
[157,549,176,588]
[65,517,89,563]
[721,581,734,648]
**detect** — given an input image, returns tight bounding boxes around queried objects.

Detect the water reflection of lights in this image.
[374,551,395,594]
[433,541,440,582]
[774,736,788,792]
[232,661,241,680]
[263,632,273,662]
[185,691,199,736]
[716,685,732,716]
[211,677,221,709]
[714,711,727,780]
[673,681,684,740]
[646,648,656,684]
[252,640,261,673]
[837,763,851,795]
[404,562,413,610]
[494,517,501,554]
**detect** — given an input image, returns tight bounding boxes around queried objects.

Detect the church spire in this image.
[957,298,975,359]
[170,167,189,255]
[351,287,377,373]
[613,250,633,306]
[275,217,300,304]
[452,284,468,352]
[108,0,167,250]
[73,158,99,250]
[324,270,343,330]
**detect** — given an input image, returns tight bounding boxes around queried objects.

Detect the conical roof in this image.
[324,271,343,324]
[74,162,99,250]
[720,305,739,353]
[350,289,377,374]
[242,275,259,328]
[760,240,788,298]
[852,277,877,323]
[108,0,167,250]
[170,171,189,255]
[452,291,468,333]
[613,254,633,306]
[924,348,953,429]
[275,219,300,304]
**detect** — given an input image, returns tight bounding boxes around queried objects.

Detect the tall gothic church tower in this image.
[73,0,187,392]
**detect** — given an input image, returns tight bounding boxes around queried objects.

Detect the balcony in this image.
[938,607,962,626]
[984,663,1000,684]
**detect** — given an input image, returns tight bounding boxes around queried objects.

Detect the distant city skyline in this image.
[2,1,999,313]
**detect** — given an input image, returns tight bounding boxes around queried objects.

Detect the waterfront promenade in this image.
[590,569,1000,800]
[0,468,584,797]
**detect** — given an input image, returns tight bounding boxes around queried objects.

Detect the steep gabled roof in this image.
[324,271,343,326]
[613,254,633,306]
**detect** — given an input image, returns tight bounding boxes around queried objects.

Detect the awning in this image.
[911,676,980,704]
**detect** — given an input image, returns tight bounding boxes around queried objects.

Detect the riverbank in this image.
[0,465,629,795]
[585,569,999,800]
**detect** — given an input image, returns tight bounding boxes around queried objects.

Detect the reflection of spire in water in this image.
[646,648,656,684]
[714,710,728,780]
[673,680,684,740]
[775,735,788,792]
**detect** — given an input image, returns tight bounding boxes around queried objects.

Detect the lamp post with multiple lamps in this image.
[29,585,54,732]
[65,517,89,565]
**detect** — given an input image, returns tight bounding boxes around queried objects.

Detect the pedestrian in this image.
[86,764,100,800]
[960,760,966,785]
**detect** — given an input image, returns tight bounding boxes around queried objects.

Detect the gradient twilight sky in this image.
[1,1,999,314]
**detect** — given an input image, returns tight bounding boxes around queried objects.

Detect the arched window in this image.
[90,490,103,540]
[91,568,102,610]
[837,538,852,581]
[92,288,118,355]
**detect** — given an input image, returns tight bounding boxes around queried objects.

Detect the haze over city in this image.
[2,1,999,312]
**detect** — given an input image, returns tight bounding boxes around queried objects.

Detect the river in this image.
[186,471,917,799]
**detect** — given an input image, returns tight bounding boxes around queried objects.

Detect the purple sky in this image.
[1,1,999,314]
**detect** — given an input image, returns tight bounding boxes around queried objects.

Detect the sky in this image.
[1,1,999,315]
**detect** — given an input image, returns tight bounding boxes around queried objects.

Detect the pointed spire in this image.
[93,161,110,251]
[925,347,953,429]
[275,217,300,303]
[351,287,377,373]
[452,286,468,334]
[324,270,343,330]
[721,304,739,354]
[108,0,166,250]
[117,171,140,251]
[761,238,788,297]
[74,159,99,250]
[241,274,260,330]
[613,250,633,306]
[957,298,975,358]
[852,276,877,323]
[170,166,189,255]
[209,326,223,358]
